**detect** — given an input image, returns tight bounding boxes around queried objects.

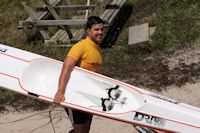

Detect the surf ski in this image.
[0,44,200,133]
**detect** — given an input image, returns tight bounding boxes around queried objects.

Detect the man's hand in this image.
[53,56,77,104]
[54,90,65,104]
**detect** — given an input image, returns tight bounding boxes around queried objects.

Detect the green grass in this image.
[152,0,200,53]
[0,89,16,103]
[152,6,200,50]
[119,0,200,55]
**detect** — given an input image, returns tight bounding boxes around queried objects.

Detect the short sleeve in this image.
[67,43,85,61]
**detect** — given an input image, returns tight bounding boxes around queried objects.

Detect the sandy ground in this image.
[0,108,137,133]
[0,82,200,133]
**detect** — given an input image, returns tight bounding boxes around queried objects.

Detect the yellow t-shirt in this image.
[67,37,103,73]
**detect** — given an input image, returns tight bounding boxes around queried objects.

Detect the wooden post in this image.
[85,0,90,19]
[44,0,73,39]
[21,2,50,40]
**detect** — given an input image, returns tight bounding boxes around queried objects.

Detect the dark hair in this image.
[86,16,104,29]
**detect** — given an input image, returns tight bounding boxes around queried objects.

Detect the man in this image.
[54,16,104,133]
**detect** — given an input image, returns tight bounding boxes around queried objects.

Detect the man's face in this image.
[87,23,104,44]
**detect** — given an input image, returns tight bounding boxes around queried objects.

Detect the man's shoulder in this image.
[73,39,87,47]
[70,39,87,52]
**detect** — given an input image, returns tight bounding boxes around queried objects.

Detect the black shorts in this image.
[65,108,93,124]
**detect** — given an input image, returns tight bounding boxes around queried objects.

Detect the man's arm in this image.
[54,56,77,103]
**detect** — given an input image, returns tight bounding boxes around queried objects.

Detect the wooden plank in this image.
[91,2,107,16]
[19,0,61,29]
[51,29,79,41]
[51,29,64,40]
[52,30,64,41]
[73,29,85,40]
[48,28,84,46]
[101,0,126,23]
[47,29,68,45]
[128,23,150,45]
[59,30,68,41]
[107,0,126,23]
[36,4,119,11]
[37,5,95,11]
[20,2,50,40]
[25,0,61,21]
[21,2,37,21]
[38,27,50,40]
[20,19,87,28]
[44,0,73,39]
[100,0,118,20]
[48,39,78,46]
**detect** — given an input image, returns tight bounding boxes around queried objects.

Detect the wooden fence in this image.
[18,0,127,47]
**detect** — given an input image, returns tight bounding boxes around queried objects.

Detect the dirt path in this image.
[0,108,137,133]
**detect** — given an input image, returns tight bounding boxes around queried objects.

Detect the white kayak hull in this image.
[0,44,200,133]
